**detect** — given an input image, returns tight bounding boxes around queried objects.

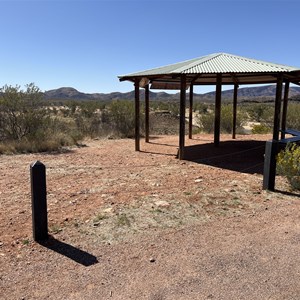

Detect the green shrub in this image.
[286,103,300,131]
[0,84,84,153]
[108,100,144,138]
[194,102,209,114]
[243,103,274,124]
[277,143,300,190]
[220,104,246,133]
[251,124,271,134]
[0,83,47,141]
[197,104,246,134]
[199,113,214,133]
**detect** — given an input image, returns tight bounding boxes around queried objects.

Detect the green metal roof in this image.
[118,53,300,89]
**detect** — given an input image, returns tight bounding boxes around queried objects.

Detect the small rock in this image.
[150,257,156,263]
[155,200,170,208]
[194,179,203,183]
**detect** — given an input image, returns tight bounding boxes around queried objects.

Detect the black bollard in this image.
[262,140,278,191]
[30,161,48,241]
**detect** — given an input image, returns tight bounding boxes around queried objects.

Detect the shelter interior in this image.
[119,53,300,190]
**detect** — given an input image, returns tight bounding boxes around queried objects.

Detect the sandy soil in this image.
[0,134,299,299]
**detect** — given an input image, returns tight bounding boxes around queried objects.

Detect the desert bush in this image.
[198,113,214,133]
[74,113,103,138]
[150,101,179,117]
[251,124,271,134]
[194,102,209,114]
[107,100,144,138]
[243,103,274,123]
[197,104,246,133]
[220,104,246,133]
[243,103,274,125]
[0,83,47,141]
[277,143,300,190]
[0,84,84,153]
[286,103,300,131]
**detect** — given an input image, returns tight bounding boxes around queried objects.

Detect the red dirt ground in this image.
[0,134,299,299]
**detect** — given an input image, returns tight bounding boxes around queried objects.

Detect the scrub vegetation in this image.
[0,83,300,154]
[277,143,300,190]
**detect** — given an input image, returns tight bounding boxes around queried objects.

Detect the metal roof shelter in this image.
[118,53,300,190]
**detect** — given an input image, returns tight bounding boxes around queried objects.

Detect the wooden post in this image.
[30,161,48,241]
[273,75,283,141]
[134,78,140,151]
[214,74,222,146]
[189,84,193,139]
[145,84,150,143]
[179,74,186,159]
[232,84,238,139]
[281,81,290,139]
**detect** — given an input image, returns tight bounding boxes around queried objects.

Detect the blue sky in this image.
[1,0,300,94]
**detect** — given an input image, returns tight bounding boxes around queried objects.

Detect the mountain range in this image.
[44,85,300,102]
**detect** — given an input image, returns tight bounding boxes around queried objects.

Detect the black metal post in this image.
[30,161,48,241]
[262,140,278,191]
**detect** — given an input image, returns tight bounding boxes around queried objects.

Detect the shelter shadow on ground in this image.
[274,189,300,198]
[39,236,98,266]
[183,140,266,174]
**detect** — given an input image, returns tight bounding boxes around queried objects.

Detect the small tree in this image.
[108,100,139,138]
[0,83,48,141]
[197,104,246,134]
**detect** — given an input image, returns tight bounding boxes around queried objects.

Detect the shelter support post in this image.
[134,78,140,151]
[145,84,150,143]
[179,74,186,159]
[232,84,238,139]
[189,84,193,139]
[281,81,290,139]
[214,74,222,146]
[263,140,278,191]
[273,75,283,141]
[263,75,283,190]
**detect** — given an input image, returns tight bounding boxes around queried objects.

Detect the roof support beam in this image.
[190,74,202,85]
[230,73,239,85]
[134,78,140,151]
[189,84,194,139]
[179,74,186,159]
[232,84,238,139]
[214,74,222,146]
[281,81,290,139]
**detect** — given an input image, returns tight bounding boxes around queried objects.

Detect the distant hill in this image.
[44,87,179,102]
[44,85,300,102]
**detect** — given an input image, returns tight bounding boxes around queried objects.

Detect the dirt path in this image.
[0,134,299,299]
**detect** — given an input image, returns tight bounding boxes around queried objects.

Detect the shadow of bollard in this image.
[38,237,98,266]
